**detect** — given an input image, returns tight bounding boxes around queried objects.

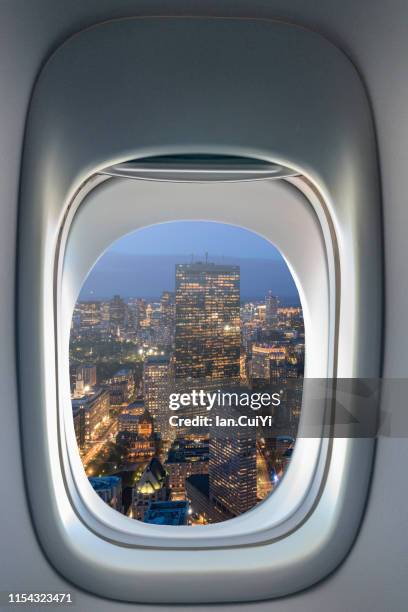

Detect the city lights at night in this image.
[70,221,304,525]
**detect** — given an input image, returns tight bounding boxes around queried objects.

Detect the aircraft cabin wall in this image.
[0,1,406,611]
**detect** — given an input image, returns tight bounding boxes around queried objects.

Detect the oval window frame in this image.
[60,175,329,547]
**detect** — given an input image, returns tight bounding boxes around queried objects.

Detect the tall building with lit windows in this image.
[160,291,175,328]
[265,291,279,327]
[174,262,240,382]
[71,388,110,450]
[159,291,175,346]
[109,294,127,331]
[251,344,287,382]
[209,409,257,518]
[75,364,97,390]
[79,301,101,328]
[143,356,173,439]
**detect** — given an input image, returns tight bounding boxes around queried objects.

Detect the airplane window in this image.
[14,13,382,600]
[69,221,305,526]
[15,12,381,601]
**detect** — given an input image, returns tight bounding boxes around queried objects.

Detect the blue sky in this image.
[80,221,299,301]
[111,221,282,260]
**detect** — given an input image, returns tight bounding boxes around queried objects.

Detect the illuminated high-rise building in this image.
[79,301,101,328]
[71,388,110,450]
[265,291,279,327]
[76,364,97,387]
[209,408,257,518]
[73,364,97,397]
[160,291,175,328]
[127,297,147,331]
[109,367,135,404]
[109,294,127,331]
[100,301,110,323]
[175,262,240,382]
[165,437,209,500]
[144,356,173,439]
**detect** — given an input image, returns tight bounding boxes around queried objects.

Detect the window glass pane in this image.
[70,221,304,525]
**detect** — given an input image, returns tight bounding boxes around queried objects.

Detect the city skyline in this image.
[70,230,305,526]
[79,221,300,302]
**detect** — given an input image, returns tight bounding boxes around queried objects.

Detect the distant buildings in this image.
[79,301,101,329]
[127,297,147,332]
[265,291,279,327]
[159,291,175,346]
[160,291,175,327]
[89,476,122,512]
[109,294,127,332]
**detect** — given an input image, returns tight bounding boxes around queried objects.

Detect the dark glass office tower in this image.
[175,262,240,382]
[209,423,257,518]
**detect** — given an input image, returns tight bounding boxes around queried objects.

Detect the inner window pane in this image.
[69,220,304,525]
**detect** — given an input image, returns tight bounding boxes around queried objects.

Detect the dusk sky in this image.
[79,221,300,302]
[110,221,283,259]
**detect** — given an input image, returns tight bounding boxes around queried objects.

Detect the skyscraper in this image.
[209,406,257,518]
[127,297,147,331]
[159,291,175,346]
[160,291,175,328]
[175,262,240,382]
[265,291,279,327]
[76,364,97,387]
[109,294,127,332]
[143,356,173,439]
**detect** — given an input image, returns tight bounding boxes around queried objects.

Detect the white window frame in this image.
[60,175,330,547]
[18,17,382,604]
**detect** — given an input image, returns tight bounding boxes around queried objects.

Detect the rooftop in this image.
[127,400,144,408]
[176,262,239,272]
[71,387,107,408]
[166,441,209,464]
[143,500,189,526]
[119,409,153,422]
[137,458,167,494]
